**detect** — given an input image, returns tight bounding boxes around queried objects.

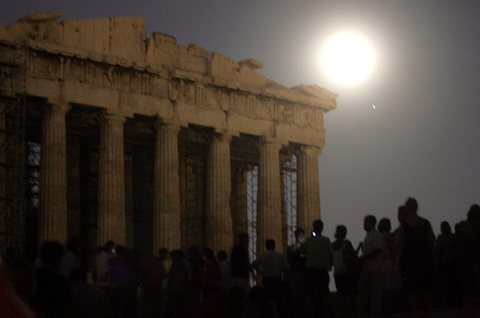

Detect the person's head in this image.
[467,204,480,224]
[295,228,305,244]
[158,248,169,260]
[397,205,407,223]
[115,245,125,256]
[440,221,452,235]
[217,250,228,261]
[40,241,64,268]
[405,197,419,216]
[334,225,347,240]
[265,239,275,251]
[105,240,115,253]
[364,215,377,232]
[170,249,185,262]
[312,220,324,236]
[378,218,392,233]
[238,233,249,246]
[203,248,217,262]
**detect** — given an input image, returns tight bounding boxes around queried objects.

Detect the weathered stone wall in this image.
[0,12,336,148]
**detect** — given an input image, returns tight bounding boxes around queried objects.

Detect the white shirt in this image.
[362,229,386,270]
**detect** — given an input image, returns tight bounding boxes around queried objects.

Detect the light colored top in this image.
[332,248,347,275]
[362,229,386,270]
[95,251,115,287]
[252,250,290,278]
[305,236,331,269]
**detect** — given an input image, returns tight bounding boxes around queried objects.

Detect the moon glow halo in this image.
[320,32,375,85]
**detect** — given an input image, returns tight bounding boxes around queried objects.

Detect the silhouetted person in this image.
[95,240,115,288]
[456,204,480,307]
[331,225,357,317]
[436,221,461,308]
[201,248,221,301]
[186,246,205,315]
[139,247,169,317]
[286,228,307,318]
[217,250,233,293]
[109,245,138,318]
[59,235,81,278]
[35,241,71,318]
[398,197,435,314]
[231,233,255,293]
[69,267,112,318]
[166,249,191,318]
[357,215,385,318]
[251,239,289,318]
[378,218,397,315]
[304,220,332,318]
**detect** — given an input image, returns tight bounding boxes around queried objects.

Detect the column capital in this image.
[211,132,232,144]
[154,120,181,134]
[300,145,322,158]
[259,139,283,152]
[46,100,70,117]
[100,112,127,125]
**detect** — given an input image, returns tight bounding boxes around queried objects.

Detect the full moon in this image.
[320,32,375,85]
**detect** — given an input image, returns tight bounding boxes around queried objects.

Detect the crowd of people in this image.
[1,198,479,317]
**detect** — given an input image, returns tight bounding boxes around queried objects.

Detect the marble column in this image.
[66,136,81,238]
[153,123,181,253]
[257,141,283,254]
[39,101,70,244]
[297,146,322,236]
[97,113,126,246]
[206,134,233,253]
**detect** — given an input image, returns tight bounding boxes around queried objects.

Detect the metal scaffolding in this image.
[0,45,27,255]
[282,153,298,248]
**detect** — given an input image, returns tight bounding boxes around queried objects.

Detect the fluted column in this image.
[153,123,181,253]
[257,141,283,254]
[206,134,233,253]
[297,146,322,236]
[97,113,126,246]
[39,101,70,244]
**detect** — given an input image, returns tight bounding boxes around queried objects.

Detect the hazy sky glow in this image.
[2,1,479,247]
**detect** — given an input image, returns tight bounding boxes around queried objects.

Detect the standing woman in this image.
[398,197,436,314]
[201,248,221,301]
[331,225,357,317]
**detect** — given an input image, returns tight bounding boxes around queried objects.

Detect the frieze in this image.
[31,52,59,80]
[21,47,326,132]
[150,75,168,99]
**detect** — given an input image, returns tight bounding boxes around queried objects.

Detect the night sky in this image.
[2,1,479,247]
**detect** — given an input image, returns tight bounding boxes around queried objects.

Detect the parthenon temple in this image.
[0,13,337,261]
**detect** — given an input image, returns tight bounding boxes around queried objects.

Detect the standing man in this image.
[357,215,386,318]
[252,239,290,317]
[304,220,333,318]
[286,229,307,318]
[231,233,255,293]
